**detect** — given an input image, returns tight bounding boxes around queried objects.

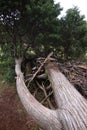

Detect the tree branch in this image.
[15,58,62,130]
[36,81,54,109]
[29,52,53,83]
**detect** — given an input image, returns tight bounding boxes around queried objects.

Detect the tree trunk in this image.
[15,59,87,130]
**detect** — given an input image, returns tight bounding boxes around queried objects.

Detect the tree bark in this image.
[45,62,87,130]
[15,58,62,130]
[15,59,87,130]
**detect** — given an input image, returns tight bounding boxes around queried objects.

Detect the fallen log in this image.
[45,62,87,130]
[15,58,87,130]
[58,61,87,97]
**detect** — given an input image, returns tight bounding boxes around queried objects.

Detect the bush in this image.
[4,67,15,83]
[0,55,15,83]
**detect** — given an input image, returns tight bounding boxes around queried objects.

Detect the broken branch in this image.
[29,52,53,83]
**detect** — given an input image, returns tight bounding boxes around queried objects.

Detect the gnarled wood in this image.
[46,62,87,130]
[15,58,62,130]
[15,59,87,130]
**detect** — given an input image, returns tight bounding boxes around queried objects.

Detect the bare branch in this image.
[36,81,54,109]
[29,52,53,83]
[41,91,53,104]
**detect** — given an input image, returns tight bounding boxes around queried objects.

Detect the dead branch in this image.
[37,73,47,79]
[25,74,33,83]
[77,65,87,70]
[29,52,53,83]
[41,91,53,104]
[36,81,54,109]
[33,88,39,98]
[46,84,51,90]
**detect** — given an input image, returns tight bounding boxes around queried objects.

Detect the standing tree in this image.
[59,6,87,59]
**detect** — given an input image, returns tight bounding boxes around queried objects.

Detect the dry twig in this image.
[36,81,54,109]
[29,52,53,83]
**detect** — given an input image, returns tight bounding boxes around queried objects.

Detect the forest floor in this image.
[0,81,36,130]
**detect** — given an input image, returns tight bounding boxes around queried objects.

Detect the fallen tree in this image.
[57,61,87,98]
[15,57,87,130]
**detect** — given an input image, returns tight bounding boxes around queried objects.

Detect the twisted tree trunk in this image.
[15,58,87,130]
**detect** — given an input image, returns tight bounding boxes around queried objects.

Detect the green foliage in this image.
[23,0,62,55]
[0,0,62,58]
[0,48,15,83]
[4,67,15,83]
[59,6,87,59]
[0,1,87,80]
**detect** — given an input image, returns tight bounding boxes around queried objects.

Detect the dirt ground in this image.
[0,82,36,130]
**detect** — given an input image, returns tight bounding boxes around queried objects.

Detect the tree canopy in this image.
[0,1,87,62]
[0,0,62,58]
[59,6,87,59]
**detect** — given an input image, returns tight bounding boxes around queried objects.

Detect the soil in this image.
[0,82,36,130]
